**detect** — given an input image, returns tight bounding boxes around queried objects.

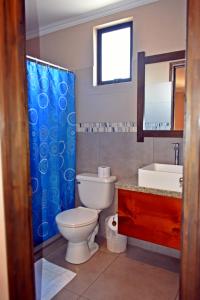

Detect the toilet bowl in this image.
[56,173,117,264]
[56,207,99,264]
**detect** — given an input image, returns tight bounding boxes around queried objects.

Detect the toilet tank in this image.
[76,173,117,210]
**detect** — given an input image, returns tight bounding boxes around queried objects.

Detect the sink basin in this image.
[138,163,183,192]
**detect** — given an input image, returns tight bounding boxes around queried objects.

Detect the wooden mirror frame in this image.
[137,50,186,142]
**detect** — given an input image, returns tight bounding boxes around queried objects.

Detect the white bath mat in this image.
[34,258,76,300]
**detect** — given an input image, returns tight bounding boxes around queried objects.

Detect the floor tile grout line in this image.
[65,253,120,297]
[77,253,120,297]
[62,286,81,298]
[77,296,90,300]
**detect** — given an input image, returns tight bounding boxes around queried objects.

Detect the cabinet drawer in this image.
[118,189,181,249]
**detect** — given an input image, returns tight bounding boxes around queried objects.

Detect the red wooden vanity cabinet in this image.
[118,189,182,249]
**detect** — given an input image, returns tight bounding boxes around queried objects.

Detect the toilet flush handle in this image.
[77,180,81,184]
[179,177,183,187]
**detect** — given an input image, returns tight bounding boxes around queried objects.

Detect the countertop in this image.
[115,176,182,199]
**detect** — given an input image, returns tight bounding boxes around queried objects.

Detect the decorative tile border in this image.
[76,122,137,133]
[144,122,171,130]
[76,121,171,133]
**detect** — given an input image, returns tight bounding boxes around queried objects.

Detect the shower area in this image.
[26,57,76,246]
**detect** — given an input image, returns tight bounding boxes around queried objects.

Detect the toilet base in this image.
[65,241,99,264]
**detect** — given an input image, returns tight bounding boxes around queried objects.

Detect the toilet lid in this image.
[56,207,98,228]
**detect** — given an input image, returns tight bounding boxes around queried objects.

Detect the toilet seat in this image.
[56,207,98,228]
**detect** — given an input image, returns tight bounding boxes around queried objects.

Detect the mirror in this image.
[137,50,186,142]
[145,61,185,130]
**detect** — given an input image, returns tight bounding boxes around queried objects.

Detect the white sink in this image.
[138,163,183,192]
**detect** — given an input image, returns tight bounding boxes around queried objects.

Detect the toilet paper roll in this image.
[108,214,118,232]
[98,166,111,178]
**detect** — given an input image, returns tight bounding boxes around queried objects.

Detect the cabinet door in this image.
[118,189,181,249]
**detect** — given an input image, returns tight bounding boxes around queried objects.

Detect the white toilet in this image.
[56,173,117,264]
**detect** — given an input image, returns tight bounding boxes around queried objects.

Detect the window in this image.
[97,21,133,85]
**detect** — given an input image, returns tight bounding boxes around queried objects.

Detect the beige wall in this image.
[26,0,186,123]
[0,146,9,300]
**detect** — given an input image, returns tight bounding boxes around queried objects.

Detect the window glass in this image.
[97,21,133,85]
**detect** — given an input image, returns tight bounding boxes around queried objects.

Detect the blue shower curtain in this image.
[27,60,76,246]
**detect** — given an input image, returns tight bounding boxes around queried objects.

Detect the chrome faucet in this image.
[172,143,180,165]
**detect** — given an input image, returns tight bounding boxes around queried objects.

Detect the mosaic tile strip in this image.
[76,122,137,133]
[144,122,171,130]
[76,122,170,133]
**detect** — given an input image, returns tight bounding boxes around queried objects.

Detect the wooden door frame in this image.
[0,0,35,299]
[1,0,200,299]
[180,0,200,299]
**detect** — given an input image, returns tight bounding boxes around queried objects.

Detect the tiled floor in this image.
[37,238,180,300]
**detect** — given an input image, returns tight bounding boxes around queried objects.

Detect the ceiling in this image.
[25,0,158,39]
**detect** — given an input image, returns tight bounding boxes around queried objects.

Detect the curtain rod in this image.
[26,55,71,72]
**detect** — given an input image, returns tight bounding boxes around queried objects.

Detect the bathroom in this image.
[1,0,200,299]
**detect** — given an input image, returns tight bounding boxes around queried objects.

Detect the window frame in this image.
[97,21,133,85]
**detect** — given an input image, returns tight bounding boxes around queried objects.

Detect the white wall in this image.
[26,0,186,123]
